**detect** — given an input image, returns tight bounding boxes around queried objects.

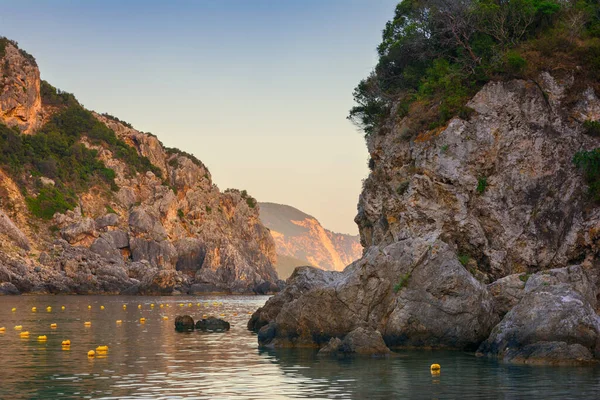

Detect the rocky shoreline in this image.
[249,75,600,365]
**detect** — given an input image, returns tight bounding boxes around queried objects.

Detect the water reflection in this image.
[0,295,599,399]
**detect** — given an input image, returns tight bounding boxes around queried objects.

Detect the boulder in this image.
[478,283,600,364]
[0,282,20,295]
[95,213,120,229]
[319,327,391,356]
[487,273,527,317]
[175,315,195,332]
[195,317,230,332]
[524,265,597,308]
[60,218,96,244]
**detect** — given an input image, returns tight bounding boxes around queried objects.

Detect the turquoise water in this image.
[0,295,599,399]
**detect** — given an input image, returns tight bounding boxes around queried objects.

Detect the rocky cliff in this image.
[250,72,600,363]
[0,39,281,295]
[259,202,362,278]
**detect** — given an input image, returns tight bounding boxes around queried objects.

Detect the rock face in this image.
[250,74,600,364]
[259,202,362,278]
[0,40,280,295]
[0,41,42,134]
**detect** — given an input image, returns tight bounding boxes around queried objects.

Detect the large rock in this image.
[478,284,600,364]
[60,218,96,245]
[0,210,30,250]
[252,239,499,350]
[487,273,527,317]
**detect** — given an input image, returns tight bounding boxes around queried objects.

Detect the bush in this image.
[583,120,600,137]
[393,273,411,293]
[505,51,527,75]
[477,177,488,194]
[26,186,76,219]
[458,254,470,267]
[573,149,600,201]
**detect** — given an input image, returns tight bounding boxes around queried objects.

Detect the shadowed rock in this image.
[175,315,195,332]
[195,317,230,332]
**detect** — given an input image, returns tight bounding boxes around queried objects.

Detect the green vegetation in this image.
[573,149,600,201]
[0,36,36,66]
[440,144,449,153]
[0,94,161,218]
[583,120,600,137]
[349,0,600,138]
[106,205,118,215]
[100,113,133,129]
[177,208,184,219]
[519,273,531,283]
[40,81,78,108]
[205,205,212,214]
[477,176,488,194]
[458,254,470,266]
[396,180,410,195]
[393,272,411,293]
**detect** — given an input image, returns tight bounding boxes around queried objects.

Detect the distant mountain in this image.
[259,202,362,278]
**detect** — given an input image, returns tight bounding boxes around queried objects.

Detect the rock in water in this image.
[195,317,230,332]
[318,328,391,356]
[175,315,195,332]
[478,283,600,365]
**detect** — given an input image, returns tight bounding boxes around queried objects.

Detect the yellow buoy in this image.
[0,327,5,333]
[88,305,91,309]
[197,303,200,307]
[179,303,184,307]
[159,304,164,308]
[219,313,225,317]
[166,304,170,307]
[247,312,252,314]
[37,335,47,341]
[138,304,142,309]
[46,306,52,312]
[233,313,238,316]
[430,364,441,373]
[61,340,71,346]
[140,318,146,323]
[31,307,37,312]
[123,305,127,310]
[50,323,57,329]
[61,306,65,310]
[14,325,22,330]
[20,331,30,338]
[96,345,108,352]
[202,314,207,319]
[84,321,91,327]
[150,303,155,308]
[11,307,16,312]
[100,306,105,310]
[187,303,192,307]
[88,350,95,357]
[162,316,168,320]
[116,320,122,324]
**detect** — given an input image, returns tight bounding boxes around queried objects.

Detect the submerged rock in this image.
[175,315,195,332]
[195,317,230,332]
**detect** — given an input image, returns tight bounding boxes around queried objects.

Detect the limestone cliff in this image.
[0,40,280,295]
[259,202,362,278]
[250,73,600,363]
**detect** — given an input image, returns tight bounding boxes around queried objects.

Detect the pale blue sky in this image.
[0,0,397,234]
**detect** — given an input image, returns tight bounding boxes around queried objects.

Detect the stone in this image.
[95,213,119,229]
[195,317,230,332]
[0,210,30,250]
[487,273,527,317]
[175,315,195,332]
[318,328,391,356]
[478,284,600,365]
[0,282,20,295]
[60,218,96,245]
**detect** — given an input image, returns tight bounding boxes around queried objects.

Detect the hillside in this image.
[0,38,281,295]
[259,202,362,278]
[251,0,600,365]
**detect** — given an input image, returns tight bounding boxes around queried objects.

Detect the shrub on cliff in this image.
[349,0,599,137]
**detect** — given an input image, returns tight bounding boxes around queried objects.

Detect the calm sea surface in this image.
[1,295,600,399]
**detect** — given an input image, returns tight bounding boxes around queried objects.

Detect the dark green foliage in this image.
[519,273,531,283]
[573,149,600,201]
[26,186,76,219]
[106,205,117,215]
[458,254,470,266]
[583,120,600,137]
[206,206,212,214]
[177,209,184,219]
[348,0,598,137]
[477,177,488,194]
[101,113,133,129]
[40,81,78,108]
[393,272,411,293]
[165,147,207,170]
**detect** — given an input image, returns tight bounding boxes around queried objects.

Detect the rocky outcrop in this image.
[0,41,42,134]
[250,74,600,363]
[0,41,280,295]
[318,327,391,356]
[259,202,362,278]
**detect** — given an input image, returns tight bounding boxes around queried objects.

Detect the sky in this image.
[0,0,398,235]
